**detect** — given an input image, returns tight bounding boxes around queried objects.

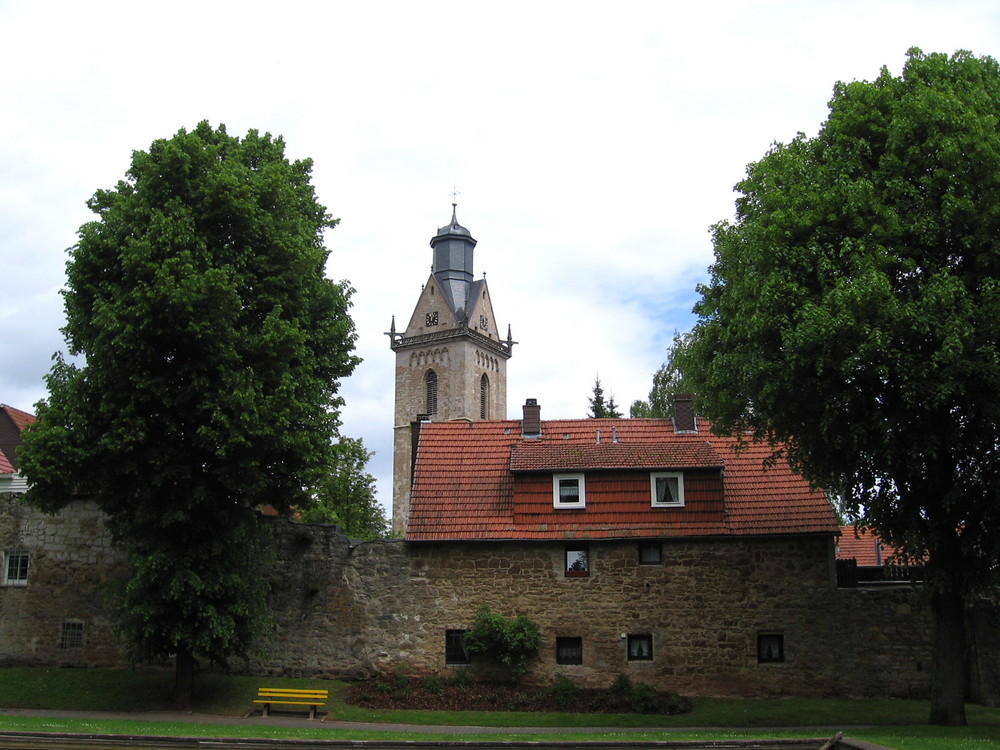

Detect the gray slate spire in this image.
[429,204,477,321]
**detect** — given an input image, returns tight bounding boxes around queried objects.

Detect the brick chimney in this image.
[522,398,541,437]
[672,393,697,433]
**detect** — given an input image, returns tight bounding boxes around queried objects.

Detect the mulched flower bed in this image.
[347,674,693,715]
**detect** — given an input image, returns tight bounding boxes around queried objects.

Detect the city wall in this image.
[0,495,938,699]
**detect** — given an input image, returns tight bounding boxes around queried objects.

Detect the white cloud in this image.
[2,0,999,511]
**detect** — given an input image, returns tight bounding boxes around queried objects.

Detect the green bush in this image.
[462,605,541,682]
[424,674,443,695]
[630,681,659,714]
[550,675,580,709]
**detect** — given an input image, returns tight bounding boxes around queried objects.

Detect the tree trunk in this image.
[929,587,967,726]
[173,649,195,711]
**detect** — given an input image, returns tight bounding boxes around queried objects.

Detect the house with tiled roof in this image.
[381,209,938,696]
[407,396,838,544]
[0,404,35,495]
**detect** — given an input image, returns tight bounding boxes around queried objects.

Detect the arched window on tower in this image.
[426,370,438,415]
[480,374,490,419]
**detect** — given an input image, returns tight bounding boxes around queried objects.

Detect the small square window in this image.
[553,474,586,508]
[638,542,662,565]
[757,633,784,663]
[445,629,470,665]
[627,633,653,661]
[60,621,84,650]
[556,637,583,665]
[3,549,29,586]
[651,472,685,507]
[565,545,590,577]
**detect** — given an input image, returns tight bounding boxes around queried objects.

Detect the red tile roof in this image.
[407,417,838,541]
[2,404,36,432]
[836,525,900,566]
[0,404,35,475]
[510,440,723,472]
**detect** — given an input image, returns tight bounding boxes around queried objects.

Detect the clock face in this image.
[425,311,439,327]
[479,314,488,329]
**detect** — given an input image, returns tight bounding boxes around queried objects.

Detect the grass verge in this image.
[0,668,998,750]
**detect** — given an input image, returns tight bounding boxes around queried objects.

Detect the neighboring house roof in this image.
[2,404,36,433]
[0,404,35,474]
[837,525,899,566]
[407,417,838,541]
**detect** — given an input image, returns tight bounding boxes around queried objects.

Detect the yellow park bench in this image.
[253,687,329,719]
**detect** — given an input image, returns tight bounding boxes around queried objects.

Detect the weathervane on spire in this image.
[448,186,461,225]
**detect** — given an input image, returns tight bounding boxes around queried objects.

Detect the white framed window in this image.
[553,474,586,508]
[650,472,684,507]
[2,549,29,586]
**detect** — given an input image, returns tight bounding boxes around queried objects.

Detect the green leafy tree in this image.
[20,122,360,707]
[296,437,388,539]
[678,50,1000,726]
[587,376,622,418]
[630,330,692,418]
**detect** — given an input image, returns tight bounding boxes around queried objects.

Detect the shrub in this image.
[550,674,580,709]
[630,680,659,714]
[609,673,632,698]
[462,605,541,682]
[424,674,443,694]
[446,668,470,689]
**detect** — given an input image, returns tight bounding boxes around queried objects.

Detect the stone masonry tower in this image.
[388,205,514,534]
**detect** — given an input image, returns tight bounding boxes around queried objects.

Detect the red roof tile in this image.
[407,417,838,541]
[0,404,35,475]
[2,404,36,432]
[510,440,723,472]
[836,525,900,566]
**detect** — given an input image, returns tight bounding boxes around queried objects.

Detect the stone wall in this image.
[0,494,124,667]
[0,496,936,699]
[323,534,933,698]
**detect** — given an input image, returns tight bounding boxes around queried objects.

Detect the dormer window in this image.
[553,474,586,508]
[650,472,684,507]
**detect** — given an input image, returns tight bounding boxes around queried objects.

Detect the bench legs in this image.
[259,701,319,719]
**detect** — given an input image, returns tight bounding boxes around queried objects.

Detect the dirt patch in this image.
[346,674,693,715]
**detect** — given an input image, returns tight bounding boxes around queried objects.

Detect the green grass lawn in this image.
[0,668,998,750]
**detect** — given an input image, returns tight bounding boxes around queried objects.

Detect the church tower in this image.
[388,205,514,533]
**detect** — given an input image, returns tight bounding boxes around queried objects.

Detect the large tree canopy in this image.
[21,121,360,705]
[678,49,1000,726]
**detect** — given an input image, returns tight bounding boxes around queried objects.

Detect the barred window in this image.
[556,637,583,665]
[60,622,84,650]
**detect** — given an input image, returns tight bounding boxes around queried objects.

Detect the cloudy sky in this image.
[3,0,999,512]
